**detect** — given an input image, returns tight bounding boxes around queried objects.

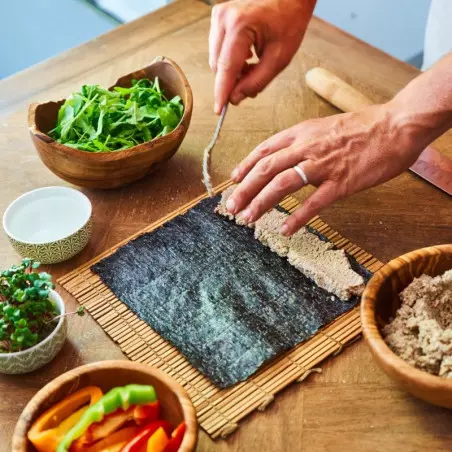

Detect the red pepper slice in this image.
[163,422,186,452]
[121,420,173,452]
[71,406,136,450]
[133,401,160,426]
[72,401,162,450]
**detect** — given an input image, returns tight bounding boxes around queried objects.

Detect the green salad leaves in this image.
[49,78,184,152]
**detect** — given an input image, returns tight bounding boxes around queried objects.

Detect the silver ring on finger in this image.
[293,163,309,186]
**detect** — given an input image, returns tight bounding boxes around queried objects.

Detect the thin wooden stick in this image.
[202,104,228,196]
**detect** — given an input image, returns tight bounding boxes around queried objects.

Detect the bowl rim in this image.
[2,186,92,245]
[12,359,198,452]
[27,56,193,161]
[0,289,65,359]
[361,244,452,390]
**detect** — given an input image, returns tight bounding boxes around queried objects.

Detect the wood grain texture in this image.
[361,244,452,408]
[12,360,198,452]
[0,1,451,450]
[28,58,193,188]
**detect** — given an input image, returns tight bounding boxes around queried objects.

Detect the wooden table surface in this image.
[1,1,451,450]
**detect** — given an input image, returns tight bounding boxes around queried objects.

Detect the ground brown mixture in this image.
[383,270,452,378]
[215,186,365,300]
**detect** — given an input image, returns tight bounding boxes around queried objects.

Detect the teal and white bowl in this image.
[0,290,67,374]
[3,186,92,264]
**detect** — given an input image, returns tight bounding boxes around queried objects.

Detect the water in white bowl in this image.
[4,187,91,244]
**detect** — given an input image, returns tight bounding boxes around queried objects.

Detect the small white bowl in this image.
[0,290,67,374]
[3,186,92,264]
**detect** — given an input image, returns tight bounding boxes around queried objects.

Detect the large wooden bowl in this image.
[361,244,452,408]
[12,360,198,451]
[28,57,193,189]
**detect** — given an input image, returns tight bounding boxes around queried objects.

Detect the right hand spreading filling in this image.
[209,0,452,236]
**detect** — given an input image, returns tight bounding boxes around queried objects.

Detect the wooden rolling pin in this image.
[305,67,452,196]
[305,67,374,112]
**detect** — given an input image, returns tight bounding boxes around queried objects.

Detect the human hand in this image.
[209,0,316,113]
[224,104,426,235]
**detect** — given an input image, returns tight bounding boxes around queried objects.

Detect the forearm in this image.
[389,51,452,154]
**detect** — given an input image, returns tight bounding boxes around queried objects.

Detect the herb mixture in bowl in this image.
[0,259,84,354]
[0,259,57,353]
[49,77,184,152]
[383,269,452,378]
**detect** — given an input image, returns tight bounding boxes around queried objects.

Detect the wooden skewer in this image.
[202,103,229,197]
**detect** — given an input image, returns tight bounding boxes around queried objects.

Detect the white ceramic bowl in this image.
[0,290,67,374]
[3,186,92,264]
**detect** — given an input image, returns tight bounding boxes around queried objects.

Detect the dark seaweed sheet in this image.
[92,196,371,388]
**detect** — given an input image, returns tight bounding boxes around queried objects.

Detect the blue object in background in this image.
[0,0,117,79]
[314,0,431,62]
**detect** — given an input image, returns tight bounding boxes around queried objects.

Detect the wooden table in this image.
[1,1,451,450]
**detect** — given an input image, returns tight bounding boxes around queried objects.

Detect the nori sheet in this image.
[92,196,371,388]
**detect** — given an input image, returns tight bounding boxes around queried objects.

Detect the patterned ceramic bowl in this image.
[0,290,67,374]
[3,186,92,264]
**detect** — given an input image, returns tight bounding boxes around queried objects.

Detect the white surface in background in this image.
[313,0,430,61]
[423,0,452,69]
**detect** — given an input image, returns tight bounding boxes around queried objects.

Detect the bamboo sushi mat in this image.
[58,180,384,440]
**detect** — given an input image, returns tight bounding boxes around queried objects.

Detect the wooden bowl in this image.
[361,244,452,408]
[12,360,198,451]
[28,57,193,189]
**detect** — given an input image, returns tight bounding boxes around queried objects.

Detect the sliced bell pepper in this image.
[71,405,136,451]
[57,384,157,452]
[72,399,162,449]
[147,427,169,452]
[163,422,186,452]
[134,401,160,425]
[84,426,138,452]
[27,386,103,452]
[121,420,173,452]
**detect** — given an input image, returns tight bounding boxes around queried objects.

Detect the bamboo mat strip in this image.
[58,181,383,439]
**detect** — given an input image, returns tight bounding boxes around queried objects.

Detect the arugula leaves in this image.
[49,78,184,152]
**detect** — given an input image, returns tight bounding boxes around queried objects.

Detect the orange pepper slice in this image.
[27,386,103,452]
[146,427,169,452]
[84,426,139,452]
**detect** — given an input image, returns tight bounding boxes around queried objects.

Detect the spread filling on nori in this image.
[92,196,371,388]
